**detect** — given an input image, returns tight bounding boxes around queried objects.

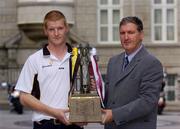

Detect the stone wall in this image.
[0,0,19,82]
[0,0,19,46]
[73,0,97,45]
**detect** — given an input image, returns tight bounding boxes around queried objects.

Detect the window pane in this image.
[113,27,119,41]
[113,0,119,5]
[167,26,174,40]
[113,10,120,24]
[154,0,161,4]
[167,0,174,4]
[167,9,174,23]
[154,9,162,23]
[167,74,176,86]
[154,26,162,40]
[100,0,108,5]
[100,10,108,24]
[167,91,175,101]
[100,27,108,41]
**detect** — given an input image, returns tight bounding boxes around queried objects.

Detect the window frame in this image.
[151,0,177,43]
[97,0,123,44]
[165,74,177,101]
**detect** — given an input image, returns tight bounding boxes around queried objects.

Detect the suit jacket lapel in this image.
[114,46,148,86]
[115,58,139,85]
[111,54,124,87]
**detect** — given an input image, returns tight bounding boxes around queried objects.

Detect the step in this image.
[164,101,180,112]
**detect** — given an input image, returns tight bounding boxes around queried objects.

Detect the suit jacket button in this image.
[112,101,115,104]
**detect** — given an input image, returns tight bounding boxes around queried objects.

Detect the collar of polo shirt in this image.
[43,43,73,56]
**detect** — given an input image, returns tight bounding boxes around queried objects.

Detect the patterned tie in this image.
[124,56,129,69]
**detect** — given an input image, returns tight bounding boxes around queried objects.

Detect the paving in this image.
[1,110,180,129]
[0,88,102,129]
[0,110,104,129]
[0,110,32,129]
[1,88,180,129]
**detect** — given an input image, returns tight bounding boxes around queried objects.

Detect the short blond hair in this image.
[43,10,68,28]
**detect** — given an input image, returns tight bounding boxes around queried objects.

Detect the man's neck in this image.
[47,43,67,60]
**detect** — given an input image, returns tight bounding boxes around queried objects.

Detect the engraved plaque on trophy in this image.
[69,43,102,123]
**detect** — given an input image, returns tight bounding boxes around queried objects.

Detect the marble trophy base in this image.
[69,93,102,123]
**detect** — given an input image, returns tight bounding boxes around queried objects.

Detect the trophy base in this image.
[69,94,102,123]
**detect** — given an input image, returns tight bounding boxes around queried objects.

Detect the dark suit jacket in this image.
[104,46,163,129]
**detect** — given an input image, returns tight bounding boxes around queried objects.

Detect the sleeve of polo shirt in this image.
[15,56,38,93]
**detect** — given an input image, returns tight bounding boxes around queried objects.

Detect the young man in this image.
[15,10,83,129]
[102,16,163,129]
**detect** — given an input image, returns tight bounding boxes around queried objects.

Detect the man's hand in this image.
[19,92,71,125]
[101,109,113,124]
[53,108,70,125]
[74,122,88,127]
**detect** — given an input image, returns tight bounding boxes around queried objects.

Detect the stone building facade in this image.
[1,0,180,103]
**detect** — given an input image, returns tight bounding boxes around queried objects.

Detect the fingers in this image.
[63,108,69,113]
[62,109,70,125]
[74,122,88,127]
[101,109,113,124]
[101,109,106,113]
[101,109,106,124]
[102,113,106,124]
[62,117,71,125]
[54,108,70,125]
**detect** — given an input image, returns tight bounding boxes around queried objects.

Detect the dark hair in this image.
[119,16,143,32]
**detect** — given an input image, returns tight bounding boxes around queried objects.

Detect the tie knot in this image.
[124,56,129,69]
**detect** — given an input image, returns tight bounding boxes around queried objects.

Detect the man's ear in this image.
[66,25,69,34]
[43,26,47,36]
[140,31,144,40]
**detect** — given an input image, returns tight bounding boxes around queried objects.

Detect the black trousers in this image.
[33,120,83,129]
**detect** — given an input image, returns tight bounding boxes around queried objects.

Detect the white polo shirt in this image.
[15,45,71,121]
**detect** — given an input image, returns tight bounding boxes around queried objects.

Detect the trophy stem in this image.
[83,85,88,94]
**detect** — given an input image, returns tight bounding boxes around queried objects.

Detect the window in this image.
[167,91,175,101]
[151,0,177,43]
[98,0,123,44]
[167,74,176,86]
[165,74,177,101]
